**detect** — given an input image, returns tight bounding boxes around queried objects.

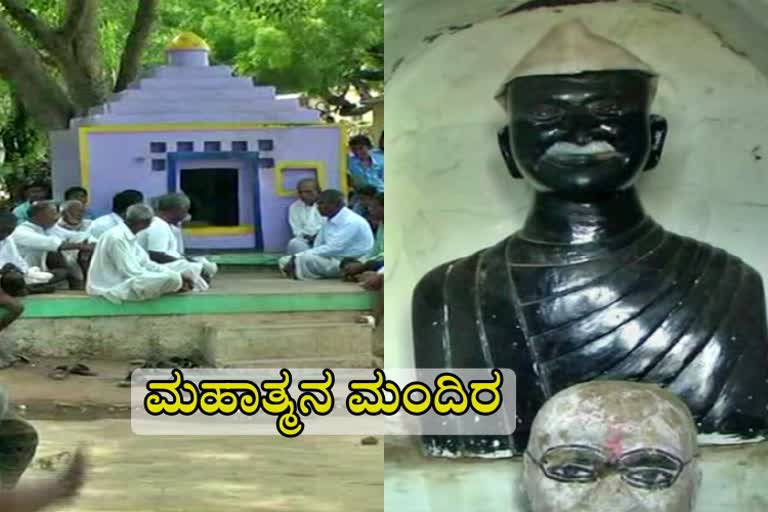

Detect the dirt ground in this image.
[26,420,382,512]
[2,360,383,511]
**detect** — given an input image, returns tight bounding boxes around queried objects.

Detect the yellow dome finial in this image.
[167,32,210,51]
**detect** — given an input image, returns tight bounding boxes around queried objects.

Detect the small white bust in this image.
[523,381,701,512]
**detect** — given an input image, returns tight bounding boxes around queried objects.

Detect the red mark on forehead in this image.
[604,426,624,459]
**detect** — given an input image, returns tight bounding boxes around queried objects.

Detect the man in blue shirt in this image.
[278,189,373,280]
[347,134,384,215]
[12,182,49,223]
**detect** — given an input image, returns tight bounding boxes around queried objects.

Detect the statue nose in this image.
[574,131,593,145]
[567,112,596,145]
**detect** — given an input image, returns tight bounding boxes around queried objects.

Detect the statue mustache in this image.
[544,141,618,157]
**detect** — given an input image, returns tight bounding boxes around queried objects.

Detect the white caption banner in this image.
[129,368,517,437]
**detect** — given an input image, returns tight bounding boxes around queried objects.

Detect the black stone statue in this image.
[412,21,768,458]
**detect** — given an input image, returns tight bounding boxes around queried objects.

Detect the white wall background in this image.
[385,2,768,369]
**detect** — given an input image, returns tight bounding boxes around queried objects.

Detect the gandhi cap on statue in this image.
[494,20,658,110]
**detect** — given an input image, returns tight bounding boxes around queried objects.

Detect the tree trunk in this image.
[0,18,74,130]
[115,0,159,92]
[57,0,109,114]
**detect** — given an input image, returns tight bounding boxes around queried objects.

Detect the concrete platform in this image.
[1,270,377,366]
[18,272,373,318]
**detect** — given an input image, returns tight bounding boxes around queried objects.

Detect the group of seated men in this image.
[0,188,218,312]
[278,178,383,291]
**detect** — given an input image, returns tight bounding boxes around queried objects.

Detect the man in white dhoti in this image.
[0,212,63,367]
[50,200,96,286]
[137,193,216,287]
[278,189,374,280]
[88,190,144,240]
[0,212,55,290]
[286,178,324,255]
[12,201,93,290]
[86,204,194,304]
[0,213,28,367]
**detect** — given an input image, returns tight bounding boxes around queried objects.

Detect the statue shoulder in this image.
[411,239,512,305]
[674,233,766,290]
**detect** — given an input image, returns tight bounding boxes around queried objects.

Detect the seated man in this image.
[0,213,30,368]
[12,182,48,223]
[63,186,96,220]
[341,192,384,281]
[87,204,194,303]
[354,185,379,227]
[88,189,144,240]
[56,200,92,233]
[278,189,374,280]
[287,178,324,255]
[12,201,93,290]
[50,200,97,287]
[0,213,57,298]
[137,193,216,285]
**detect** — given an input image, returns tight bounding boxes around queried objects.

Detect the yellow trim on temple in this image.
[80,122,328,134]
[78,130,90,193]
[274,160,328,197]
[183,225,255,236]
[339,123,349,196]
[78,122,344,193]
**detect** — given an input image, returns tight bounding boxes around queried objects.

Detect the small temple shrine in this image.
[50,32,348,252]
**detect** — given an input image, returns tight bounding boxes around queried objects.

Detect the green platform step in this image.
[17,253,374,319]
[198,253,282,266]
[20,292,373,319]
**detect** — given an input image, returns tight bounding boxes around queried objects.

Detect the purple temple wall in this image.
[259,128,343,252]
[51,50,343,252]
[79,126,343,252]
[50,130,81,200]
[184,234,255,250]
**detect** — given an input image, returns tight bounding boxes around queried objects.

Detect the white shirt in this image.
[11,221,64,270]
[50,220,95,244]
[137,217,183,258]
[0,237,29,272]
[87,222,179,297]
[289,200,324,239]
[303,207,374,259]
[88,213,123,239]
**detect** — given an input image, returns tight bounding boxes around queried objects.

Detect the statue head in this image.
[523,381,701,512]
[496,20,667,195]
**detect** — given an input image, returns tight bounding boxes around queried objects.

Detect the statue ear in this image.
[644,114,668,171]
[498,126,523,179]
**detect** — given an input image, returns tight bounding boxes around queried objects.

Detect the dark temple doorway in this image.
[180,168,240,226]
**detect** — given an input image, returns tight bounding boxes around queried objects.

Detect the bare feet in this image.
[179,275,195,293]
[0,447,87,512]
[357,272,383,291]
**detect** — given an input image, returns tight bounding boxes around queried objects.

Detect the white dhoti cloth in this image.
[137,217,217,285]
[286,237,312,255]
[102,272,183,304]
[87,223,186,303]
[191,256,218,278]
[278,254,343,280]
[162,259,209,291]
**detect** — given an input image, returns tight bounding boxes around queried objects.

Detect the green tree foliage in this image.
[0,0,382,198]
